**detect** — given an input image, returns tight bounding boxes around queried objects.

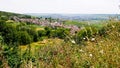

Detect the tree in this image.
[18,31,31,45]
[26,28,39,42]
[45,27,51,38]
[1,24,18,45]
[38,30,46,37]
[0,20,6,32]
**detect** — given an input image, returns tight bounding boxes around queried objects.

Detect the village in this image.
[12,16,80,35]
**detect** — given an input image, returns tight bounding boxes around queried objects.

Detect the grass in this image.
[29,25,45,31]
[20,39,120,68]
[64,20,107,31]
[64,20,88,27]
[1,20,120,68]
[20,38,63,53]
[19,21,120,68]
[35,27,44,31]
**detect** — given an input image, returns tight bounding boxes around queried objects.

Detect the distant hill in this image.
[0,11,119,22]
[26,13,120,21]
[0,11,32,20]
[1,11,119,21]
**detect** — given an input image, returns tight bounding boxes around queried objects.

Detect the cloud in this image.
[0,0,119,14]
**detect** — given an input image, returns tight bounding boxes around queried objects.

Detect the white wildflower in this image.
[79,49,84,52]
[71,40,75,44]
[83,38,86,40]
[91,38,95,42]
[100,41,103,43]
[119,34,120,37]
[100,50,104,54]
[89,54,93,57]
[112,25,115,28]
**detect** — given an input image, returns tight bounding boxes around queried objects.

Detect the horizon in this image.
[1,10,120,15]
[0,0,119,14]
[26,13,120,15]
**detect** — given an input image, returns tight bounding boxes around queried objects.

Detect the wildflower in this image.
[89,54,93,57]
[119,34,120,37]
[83,38,86,40]
[100,50,104,54]
[91,38,95,42]
[79,49,84,52]
[112,25,115,28]
[71,40,75,44]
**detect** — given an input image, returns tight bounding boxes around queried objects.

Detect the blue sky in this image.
[0,0,119,14]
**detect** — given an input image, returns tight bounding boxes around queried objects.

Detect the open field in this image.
[20,38,63,52]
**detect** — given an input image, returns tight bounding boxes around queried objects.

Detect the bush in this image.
[3,46,21,68]
[18,31,32,45]
[38,30,46,37]
[75,26,98,44]
[26,28,39,42]
[98,27,107,37]
[1,24,19,45]
[45,27,51,38]
[0,20,6,32]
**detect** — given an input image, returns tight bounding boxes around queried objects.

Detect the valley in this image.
[0,11,120,68]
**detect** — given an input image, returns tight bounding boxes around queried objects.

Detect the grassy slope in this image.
[1,11,120,68]
[64,20,107,29]
[0,11,32,18]
[19,21,120,68]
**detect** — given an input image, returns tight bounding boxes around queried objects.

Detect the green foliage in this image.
[26,28,39,42]
[65,20,82,26]
[1,24,19,45]
[0,35,3,43]
[18,31,31,45]
[1,11,120,68]
[75,26,98,44]
[0,11,32,19]
[54,28,69,39]
[38,30,46,37]
[3,45,21,68]
[64,20,91,27]
[45,27,51,38]
[0,20,40,45]
[0,20,6,32]
[98,27,107,37]
[44,27,70,39]
[0,16,8,21]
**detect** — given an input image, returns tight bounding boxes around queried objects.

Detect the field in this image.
[20,38,63,52]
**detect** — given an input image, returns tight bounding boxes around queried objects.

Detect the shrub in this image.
[1,24,19,45]
[3,46,21,68]
[98,27,107,37]
[26,28,39,42]
[38,30,46,37]
[0,20,6,32]
[18,31,32,45]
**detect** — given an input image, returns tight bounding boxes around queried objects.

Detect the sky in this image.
[0,0,119,14]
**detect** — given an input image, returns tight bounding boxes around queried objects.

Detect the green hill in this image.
[0,11,32,19]
[0,11,120,68]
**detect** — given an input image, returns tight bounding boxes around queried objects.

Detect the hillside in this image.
[0,11,120,68]
[0,11,32,19]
